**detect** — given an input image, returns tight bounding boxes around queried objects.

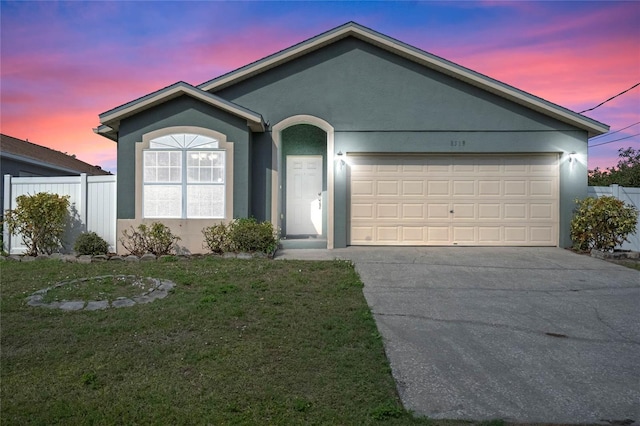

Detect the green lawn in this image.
[1,257,440,425]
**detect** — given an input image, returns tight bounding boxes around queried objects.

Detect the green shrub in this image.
[228,218,278,254]
[202,218,278,254]
[202,223,231,254]
[4,192,70,256]
[570,196,638,252]
[74,232,109,255]
[120,222,181,256]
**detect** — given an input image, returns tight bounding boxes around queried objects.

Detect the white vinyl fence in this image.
[3,174,117,255]
[588,184,640,251]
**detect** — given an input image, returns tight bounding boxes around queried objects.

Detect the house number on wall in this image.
[450,140,466,147]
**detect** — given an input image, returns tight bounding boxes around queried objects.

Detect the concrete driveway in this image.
[278,247,640,423]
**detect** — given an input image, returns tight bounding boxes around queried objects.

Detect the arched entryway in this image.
[271,115,335,249]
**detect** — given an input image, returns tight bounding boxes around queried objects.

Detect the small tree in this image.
[589,147,640,187]
[4,192,70,256]
[570,196,638,252]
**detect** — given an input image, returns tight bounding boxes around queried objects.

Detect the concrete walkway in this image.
[276,247,640,424]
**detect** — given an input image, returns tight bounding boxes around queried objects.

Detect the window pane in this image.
[212,168,224,183]
[170,167,181,182]
[187,185,224,218]
[144,167,157,182]
[144,151,157,166]
[210,152,224,166]
[158,152,170,166]
[170,152,181,166]
[144,185,181,218]
[157,168,169,182]
[200,168,212,182]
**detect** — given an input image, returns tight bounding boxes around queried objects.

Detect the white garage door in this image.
[350,154,559,246]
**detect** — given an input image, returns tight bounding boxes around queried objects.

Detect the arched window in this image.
[143,133,225,218]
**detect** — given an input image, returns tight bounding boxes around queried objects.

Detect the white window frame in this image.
[142,133,226,219]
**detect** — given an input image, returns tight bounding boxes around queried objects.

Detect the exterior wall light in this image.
[336,151,345,170]
[568,152,576,163]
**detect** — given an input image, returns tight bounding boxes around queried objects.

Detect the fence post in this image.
[611,184,620,199]
[80,173,88,231]
[3,174,11,253]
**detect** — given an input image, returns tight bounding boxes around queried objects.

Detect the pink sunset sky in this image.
[1,1,638,174]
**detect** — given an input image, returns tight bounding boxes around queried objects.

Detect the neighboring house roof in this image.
[0,133,111,175]
[198,21,608,137]
[96,81,267,141]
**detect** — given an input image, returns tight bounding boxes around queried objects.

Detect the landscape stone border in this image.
[25,275,176,311]
[590,249,640,260]
[2,251,275,263]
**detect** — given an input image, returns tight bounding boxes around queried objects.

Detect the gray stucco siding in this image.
[214,37,578,135]
[116,95,251,219]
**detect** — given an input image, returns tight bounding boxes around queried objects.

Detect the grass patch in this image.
[1,258,439,424]
[611,259,640,271]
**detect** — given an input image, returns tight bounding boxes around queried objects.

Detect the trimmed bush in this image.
[202,223,231,254]
[4,192,70,256]
[120,223,181,256]
[570,196,638,252]
[74,232,109,255]
[202,218,278,254]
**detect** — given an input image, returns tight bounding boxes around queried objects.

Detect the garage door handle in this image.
[450,210,454,213]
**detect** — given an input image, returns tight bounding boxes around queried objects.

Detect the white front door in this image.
[286,155,323,235]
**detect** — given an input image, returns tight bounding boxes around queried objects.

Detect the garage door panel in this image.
[453,180,475,196]
[530,226,554,243]
[377,181,399,196]
[504,203,527,219]
[478,203,501,219]
[504,227,527,243]
[478,227,501,242]
[530,203,553,219]
[504,180,527,196]
[402,227,425,241]
[478,180,501,196]
[377,227,399,242]
[350,154,558,246]
[428,204,450,219]
[428,181,450,195]
[452,203,475,219]
[351,226,374,243]
[402,204,424,218]
[402,181,425,195]
[427,227,450,242]
[351,180,374,196]
[453,227,475,242]
[377,204,399,218]
[530,180,554,196]
[352,204,374,219]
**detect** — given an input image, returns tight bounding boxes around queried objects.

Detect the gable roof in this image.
[1,134,111,175]
[96,81,266,141]
[199,21,608,137]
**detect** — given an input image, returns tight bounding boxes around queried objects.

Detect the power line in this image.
[579,82,640,113]
[589,121,640,141]
[588,132,640,148]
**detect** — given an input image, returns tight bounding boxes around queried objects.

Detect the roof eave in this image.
[97,82,266,140]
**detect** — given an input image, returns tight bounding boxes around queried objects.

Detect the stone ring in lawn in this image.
[25,275,176,311]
